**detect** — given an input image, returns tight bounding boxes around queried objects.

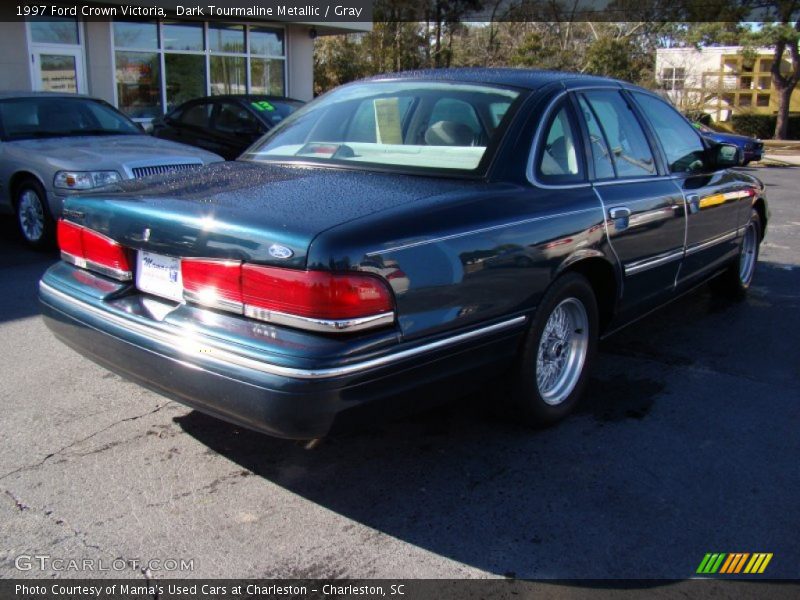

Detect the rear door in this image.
[630,91,745,285]
[576,89,686,316]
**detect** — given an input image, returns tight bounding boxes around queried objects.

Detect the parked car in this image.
[693,122,764,165]
[39,69,767,440]
[0,92,223,248]
[151,95,303,160]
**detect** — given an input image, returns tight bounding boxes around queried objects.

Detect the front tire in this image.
[512,273,598,427]
[14,178,54,249]
[711,208,761,297]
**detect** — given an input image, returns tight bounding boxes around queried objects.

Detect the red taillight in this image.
[242,265,393,320]
[57,220,83,257]
[180,259,394,331]
[57,219,132,280]
[181,259,243,311]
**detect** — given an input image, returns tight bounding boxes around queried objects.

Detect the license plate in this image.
[136,251,183,302]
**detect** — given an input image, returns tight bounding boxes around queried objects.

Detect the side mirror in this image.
[712,143,741,169]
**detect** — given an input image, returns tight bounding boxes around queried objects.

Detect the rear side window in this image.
[535,102,583,183]
[179,103,213,128]
[580,91,656,178]
[577,95,615,180]
[215,101,259,133]
[632,92,706,173]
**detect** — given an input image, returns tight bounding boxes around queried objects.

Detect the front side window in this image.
[632,92,706,174]
[580,91,656,178]
[245,81,522,174]
[536,103,583,183]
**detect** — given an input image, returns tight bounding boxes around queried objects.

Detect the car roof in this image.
[183,94,303,104]
[365,68,645,92]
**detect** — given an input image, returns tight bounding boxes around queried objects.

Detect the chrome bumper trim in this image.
[40,281,526,381]
[61,251,132,282]
[243,305,395,333]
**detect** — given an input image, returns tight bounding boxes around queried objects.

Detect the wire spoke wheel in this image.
[739,220,758,285]
[535,297,589,406]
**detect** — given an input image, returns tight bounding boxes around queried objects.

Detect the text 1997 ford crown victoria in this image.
[39,69,767,439]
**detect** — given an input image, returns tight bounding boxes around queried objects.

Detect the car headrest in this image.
[424,120,474,146]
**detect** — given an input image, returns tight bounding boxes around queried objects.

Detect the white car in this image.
[0,92,223,248]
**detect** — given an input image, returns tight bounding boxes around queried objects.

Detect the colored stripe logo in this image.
[697,553,773,574]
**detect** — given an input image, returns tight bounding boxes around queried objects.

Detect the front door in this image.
[629,91,744,285]
[32,47,86,94]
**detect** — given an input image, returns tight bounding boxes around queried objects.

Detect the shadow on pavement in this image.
[0,216,58,323]
[175,261,800,579]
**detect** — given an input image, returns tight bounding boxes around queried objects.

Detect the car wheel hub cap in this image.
[19,190,44,241]
[536,297,589,406]
[739,222,757,285]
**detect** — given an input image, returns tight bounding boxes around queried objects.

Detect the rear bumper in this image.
[39,267,527,439]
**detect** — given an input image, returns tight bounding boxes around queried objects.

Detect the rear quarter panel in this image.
[308,183,612,341]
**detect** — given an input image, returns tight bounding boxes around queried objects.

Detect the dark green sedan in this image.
[39,69,767,440]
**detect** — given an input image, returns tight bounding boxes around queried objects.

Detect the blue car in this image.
[694,123,763,165]
[39,69,767,440]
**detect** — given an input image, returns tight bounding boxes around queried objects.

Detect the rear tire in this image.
[711,208,761,298]
[14,177,55,250]
[512,273,598,427]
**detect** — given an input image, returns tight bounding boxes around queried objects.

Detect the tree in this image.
[757,2,800,139]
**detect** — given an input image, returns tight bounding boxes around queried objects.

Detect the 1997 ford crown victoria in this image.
[39,69,767,439]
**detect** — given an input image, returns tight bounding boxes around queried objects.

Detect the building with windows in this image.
[656,45,800,123]
[0,16,368,123]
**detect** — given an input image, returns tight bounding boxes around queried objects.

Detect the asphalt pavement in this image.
[0,166,798,590]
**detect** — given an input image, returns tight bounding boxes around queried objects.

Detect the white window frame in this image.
[661,67,686,92]
[26,18,88,94]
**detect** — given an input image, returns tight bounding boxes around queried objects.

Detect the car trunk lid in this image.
[62,161,473,268]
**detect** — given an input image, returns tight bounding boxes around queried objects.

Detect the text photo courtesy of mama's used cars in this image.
[1,0,799,594]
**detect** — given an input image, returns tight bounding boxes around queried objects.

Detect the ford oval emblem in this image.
[268,244,293,259]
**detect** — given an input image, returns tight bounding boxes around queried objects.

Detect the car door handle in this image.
[686,193,700,214]
[608,207,631,220]
[608,206,631,232]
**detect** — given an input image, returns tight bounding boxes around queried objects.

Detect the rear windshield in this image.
[243,81,522,175]
[0,97,141,141]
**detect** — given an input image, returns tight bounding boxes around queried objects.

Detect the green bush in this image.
[730,114,800,139]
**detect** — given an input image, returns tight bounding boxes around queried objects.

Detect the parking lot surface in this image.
[0,167,798,583]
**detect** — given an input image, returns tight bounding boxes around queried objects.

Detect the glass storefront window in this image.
[250,27,283,56]
[113,21,158,49]
[163,21,204,51]
[113,20,285,117]
[115,51,161,118]
[210,56,246,95]
[30,17,79,44]
[165,54,206,109]
[250,58,284,95]
[209,24,245,53]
